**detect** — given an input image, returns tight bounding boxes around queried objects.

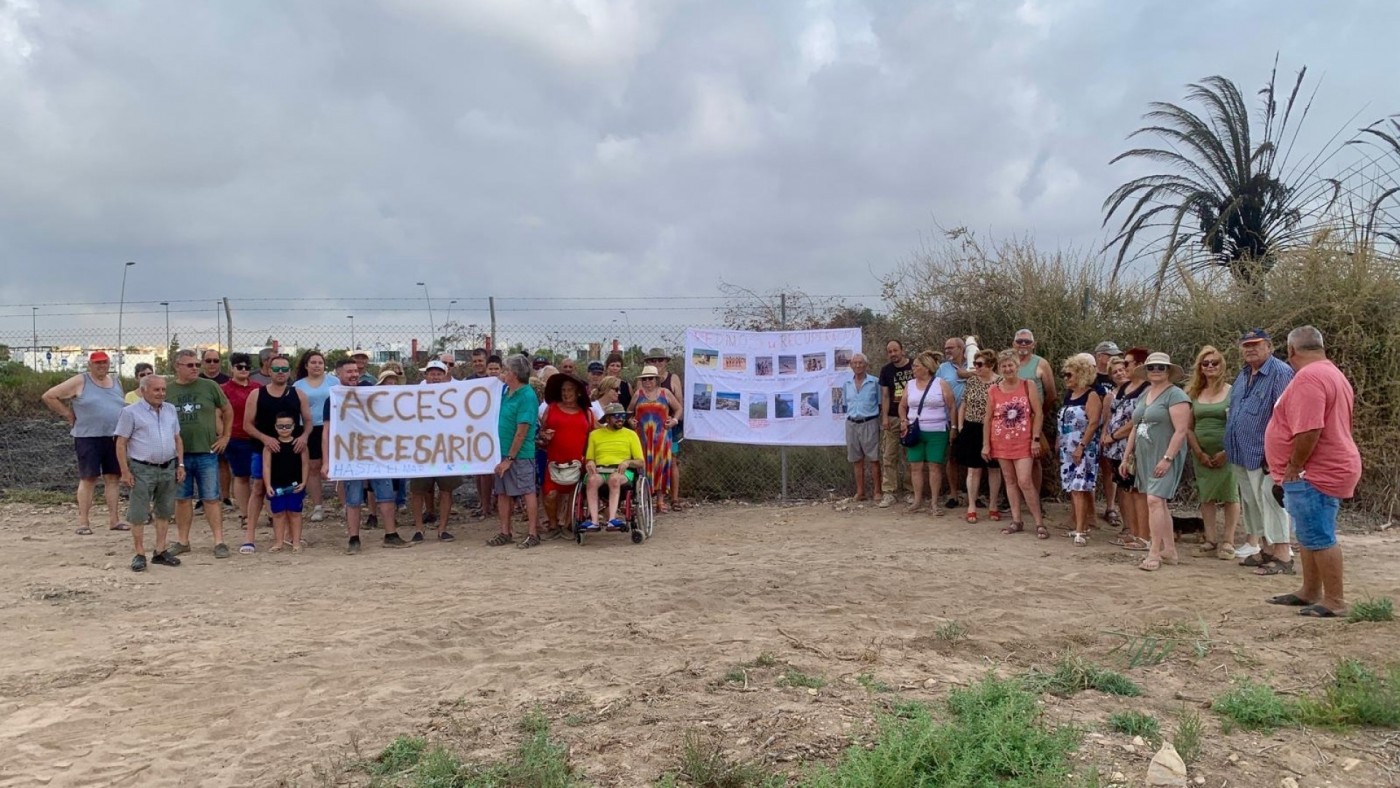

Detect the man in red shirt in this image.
[1263,326,1361,618]
[220,352,262,528]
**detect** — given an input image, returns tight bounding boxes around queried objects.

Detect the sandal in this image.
[1195,541,1219,555]
[1104,510,1122,526]
[965,512,978,523]
[1298,604,1340,618]
[1269,593,1313,606]
[1254,558,1295,576]
[485,532,513,546]
[1072,532,1088,546]
[517,534,542,549]
[1240,553,1269,567]
[988,510,1002,521]
[1216,543,1236,560]
[110,522,131,531]
[1122,537,1150,551]
[1000,522,1024,535]
[1035,525,1050,540]
[1138,557,1162,572]
[933,508,946,517]
[239,543,256,554]
[75,526,94,535]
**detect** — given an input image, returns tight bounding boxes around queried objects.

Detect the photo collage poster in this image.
[682,327,863,446]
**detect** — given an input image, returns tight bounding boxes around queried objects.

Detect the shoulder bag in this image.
[900,380,933,448]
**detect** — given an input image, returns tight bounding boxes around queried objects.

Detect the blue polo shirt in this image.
[497,383,539,460]
[1223,354,1293,470]
[841,372,881,420]
[936,361,965,407]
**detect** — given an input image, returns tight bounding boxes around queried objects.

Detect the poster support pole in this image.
[779,293,788,502]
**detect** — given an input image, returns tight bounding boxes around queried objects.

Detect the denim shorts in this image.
[1283,478,1340,551]
[178,453,221,501]
[343,477,394,508]
[224,438,256,478]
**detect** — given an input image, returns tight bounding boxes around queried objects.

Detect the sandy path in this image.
[1,499,1397,786]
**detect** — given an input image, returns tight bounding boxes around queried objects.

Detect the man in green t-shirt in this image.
[167,349,234,558]
[487,354,541,549]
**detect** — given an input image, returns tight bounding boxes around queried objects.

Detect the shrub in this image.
[1173,707,1203,765]
[1107,711,1160,741]
[1023,655,1143,698]
[1296,659,1400,728]
[1348,597,1395,623]
[1212,679,1297,732]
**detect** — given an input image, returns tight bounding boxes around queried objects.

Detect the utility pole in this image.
[347,315,355,351]
[31,307,37,370]
[160,302,170,364]
[780,292,787,502]
[117,261,136,377]
[223,297,233,353]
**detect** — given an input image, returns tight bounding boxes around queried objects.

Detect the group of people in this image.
[841,326,1361,618]
[42,343,690,569]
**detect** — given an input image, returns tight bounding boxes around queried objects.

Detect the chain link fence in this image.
[0,319,884,501]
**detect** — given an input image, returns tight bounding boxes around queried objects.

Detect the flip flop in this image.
[110,522,131,531]
[1268,593,1312,607]
[1298,605,1339,618]
[75,526,94,535]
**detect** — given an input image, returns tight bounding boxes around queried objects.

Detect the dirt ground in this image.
[1,495,1398,788]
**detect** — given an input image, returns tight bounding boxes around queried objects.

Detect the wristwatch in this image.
[505,455,516,462]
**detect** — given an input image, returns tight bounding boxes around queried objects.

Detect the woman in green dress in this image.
[1120,352,1192,571]
[1185,346,1240,561]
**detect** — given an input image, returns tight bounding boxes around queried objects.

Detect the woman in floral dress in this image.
[1057,353,1103,545]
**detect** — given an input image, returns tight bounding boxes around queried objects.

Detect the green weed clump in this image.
[1296,659,1400,728]
[1212,679,1297,732]
[933,621,968,643]
[364,711,581,787]
[1106,711,1159,741]
[781,669,825,689]
[857,673,894,694]
[1173,707,1203,765]
[1348,597,1395,623]
[1023,655,1143,698]
[802,674,1079,787]
[668,730,783,788]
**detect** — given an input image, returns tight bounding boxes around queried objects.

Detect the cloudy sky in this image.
[1,0,1397,346]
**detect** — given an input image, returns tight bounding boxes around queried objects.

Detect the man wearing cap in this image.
[532,351,551,374]
[1013,329,1057,492]
[581,402,646,530]
[1225,328,1295,572]
[645,348,684,509]
[842,353,883,501]
[322,358,410,551]
[1264,326,1361,618]
[352,349,376,386]
[586,360,605,390]
[115,373,184,571]
[407,359,463,541]
[42,349,128,534]
[1093,341,1121,390]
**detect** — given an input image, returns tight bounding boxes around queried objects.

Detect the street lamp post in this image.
[446,299,457,327]
[117,261,135,377]
[619,310,631,351]
[347,315,355,351]
[160,302,170,358]
[416,281,436,349]
[31,307,37,370]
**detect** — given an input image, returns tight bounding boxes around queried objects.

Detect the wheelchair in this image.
[568,469,655,545]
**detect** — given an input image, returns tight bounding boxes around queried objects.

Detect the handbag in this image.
[549,460,582,485]
[900,380,933,448]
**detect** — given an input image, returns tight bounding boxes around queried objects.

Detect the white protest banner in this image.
[327,380,501,480]
[683,327,863,446]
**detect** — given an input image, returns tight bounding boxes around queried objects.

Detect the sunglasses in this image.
[1146,364,1169,372]
[203,359,220,364]
[270,365,291,373]
[232,363,250,370]
[274,423,295,430]
[1200,359,1221,368]
[973,361,985,368]
[137,371,152,377]
[1014,338,1033,346]
[179,362,198,368]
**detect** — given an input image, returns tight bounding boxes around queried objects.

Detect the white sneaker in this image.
[1233,543,1260,558]
[310,505,325,523]
[877,493,895,509]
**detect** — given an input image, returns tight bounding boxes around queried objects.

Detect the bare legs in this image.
[1070,490,1092,535]
[998,457,1043,529]
[852,460,882,501]
[77,475,121,529]
[1142,494,1179,568]
[908,462,925,510]
[132,515,169,557]
[176,498,224,549]
[1294,546,1346,613]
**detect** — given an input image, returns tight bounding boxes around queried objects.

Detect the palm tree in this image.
[1351,114,1400,249]
[1103,61,1340,287]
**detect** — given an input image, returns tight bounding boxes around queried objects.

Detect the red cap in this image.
[89,351,111,362]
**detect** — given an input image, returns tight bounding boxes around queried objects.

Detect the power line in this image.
[0,294,885,308]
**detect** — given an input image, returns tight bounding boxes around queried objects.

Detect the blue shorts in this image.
[178,452,221,501]
[344,477,395,508]
[1283,479,1340,551]
[225,438,255,478]
[268,489,306,515]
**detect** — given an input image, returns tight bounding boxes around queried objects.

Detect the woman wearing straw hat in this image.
[1119,352,1192,571]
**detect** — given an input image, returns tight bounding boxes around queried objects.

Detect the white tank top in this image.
[905,377,948,432]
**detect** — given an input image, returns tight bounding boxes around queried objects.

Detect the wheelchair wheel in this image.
[635,475,655,541]
[570,480,587,545]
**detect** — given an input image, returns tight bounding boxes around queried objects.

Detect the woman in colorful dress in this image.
[898,350,957,515]
[1185,345,1241,561]
[985,349,1046,538]
[954,349,1002,522]
[538,373,594,538]
[1120,352,1192,571]
[627,365,681,511]
[1101,351,1149,550]
[1058,353,1103,546]
[292,350,334,522]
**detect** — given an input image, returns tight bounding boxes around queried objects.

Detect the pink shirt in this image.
[1264,359,1361,498]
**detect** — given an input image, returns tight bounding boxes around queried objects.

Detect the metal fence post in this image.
[780,293,787,502]
[488,296,497,353]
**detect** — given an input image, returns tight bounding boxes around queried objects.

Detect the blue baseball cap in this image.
[587,361,604,373]
[1238,328,1271,344]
